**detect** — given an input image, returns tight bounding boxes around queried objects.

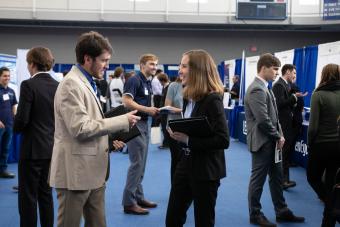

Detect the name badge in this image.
[2,94,9,101]
[144,87,149,96]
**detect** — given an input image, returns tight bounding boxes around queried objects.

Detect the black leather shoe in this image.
[0,171,15,178]
[137,199,157,208]
[276,210,305,223]
[250,215,277,227]
[282,181,296,190]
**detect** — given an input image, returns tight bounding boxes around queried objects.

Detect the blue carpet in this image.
[0,140,332,226]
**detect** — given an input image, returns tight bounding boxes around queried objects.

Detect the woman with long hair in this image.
[307,63,340,227]
[165,49,230,227]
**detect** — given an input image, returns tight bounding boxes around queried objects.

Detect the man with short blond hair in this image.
[122,53,160,215]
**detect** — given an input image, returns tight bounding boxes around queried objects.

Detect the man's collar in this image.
[77,64,94,82]
[31,71,48,79]
[138,71,150,82]
[281,76,289,84]
[256,76,269,88]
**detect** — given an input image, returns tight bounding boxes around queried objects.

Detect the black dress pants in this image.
[18,159,54,227]
[307,141,340,227]
[166,171,220,227]
[168,139,183,184]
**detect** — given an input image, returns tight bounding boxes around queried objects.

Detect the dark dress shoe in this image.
[124,205,149,215]
[137,199,157,208]
[250,215,277,227]
[282,181,296,190]
[276,210,305,223]
[0,171,15,178]
[158,145,169,150]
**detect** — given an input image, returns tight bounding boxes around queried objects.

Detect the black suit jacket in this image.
[272,77,297,136]
[177,93,229,181]
[14,73,58,160]
[290,83,304,128]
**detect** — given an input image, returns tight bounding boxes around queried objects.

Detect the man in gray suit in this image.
[49,31,140,227]
[244,53,305,227]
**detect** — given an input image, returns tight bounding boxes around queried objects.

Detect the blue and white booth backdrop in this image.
[274,49,295,84]
[244,55,259,93]
[0,54,18,98]
[316,41,340,88]
[16,49,30,99]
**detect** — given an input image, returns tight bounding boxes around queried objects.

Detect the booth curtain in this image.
[300,46,318,107]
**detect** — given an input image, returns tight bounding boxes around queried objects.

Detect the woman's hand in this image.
[167,127,189,145]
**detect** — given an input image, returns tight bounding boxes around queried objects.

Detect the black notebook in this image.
[104,105,141,144]
[168,116,213,137]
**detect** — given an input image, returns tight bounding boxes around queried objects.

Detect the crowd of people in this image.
[0,31,339,227]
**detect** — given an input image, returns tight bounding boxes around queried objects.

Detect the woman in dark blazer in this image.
[307,63,340,227]
[165,49,230,227]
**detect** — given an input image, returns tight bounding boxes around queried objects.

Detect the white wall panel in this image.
[136,0,166,12]
[0,0,32,8]
[292,0,320,15]
[104,0,133,11]
[69,0,100,11]
[199,0,228,13]
[36,0,68,10]
[168,0,198,13]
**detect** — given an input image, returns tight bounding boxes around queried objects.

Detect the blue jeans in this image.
[0,127,13,172]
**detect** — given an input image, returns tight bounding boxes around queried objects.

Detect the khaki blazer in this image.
[49,66,129,190]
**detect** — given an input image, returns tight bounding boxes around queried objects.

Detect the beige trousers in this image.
[56,185,106,227]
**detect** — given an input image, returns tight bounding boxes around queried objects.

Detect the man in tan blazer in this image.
[49,31,139,227]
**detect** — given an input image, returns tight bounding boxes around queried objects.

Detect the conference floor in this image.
[0,140,331,227]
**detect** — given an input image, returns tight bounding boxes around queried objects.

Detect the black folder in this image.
[104,105,141,144]
[168,116,213,137]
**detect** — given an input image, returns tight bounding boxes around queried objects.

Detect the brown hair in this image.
[75,31,113,64]
[257,53,281,73]
[139,54,158,65]
[281,64,296,76]
[157,73,169,83]
[124,71,134,82]
[182,49,224,101]
[0,66,10,77]
[113,66,124,78]
[26,47,54,71]
[318,63,340,88]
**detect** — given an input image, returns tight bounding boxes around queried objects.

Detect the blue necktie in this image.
[90,80,99,98]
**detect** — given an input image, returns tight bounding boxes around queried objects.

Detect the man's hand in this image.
[145,107,160,116]
[295,91,308,98]
[125,110,140,127]
[277,136,285,150]
[0,121,5,128]
[112,140,125,151]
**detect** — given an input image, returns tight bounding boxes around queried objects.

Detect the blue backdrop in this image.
[300,46,318,107]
